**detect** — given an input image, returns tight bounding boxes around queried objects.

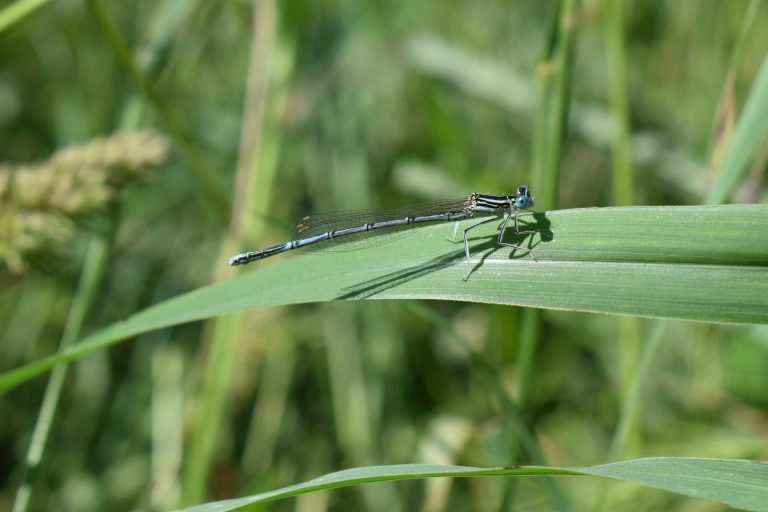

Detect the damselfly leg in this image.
[446,208,537,262]
[496,208,537,262]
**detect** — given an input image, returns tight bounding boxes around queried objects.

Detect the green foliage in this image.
[707,52,768,204]
[1,1,767,511]
[177,458,768,512]
[3,204,768,396]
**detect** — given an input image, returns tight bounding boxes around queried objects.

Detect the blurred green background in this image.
[1,0,767,511]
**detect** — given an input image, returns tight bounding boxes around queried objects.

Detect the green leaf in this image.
[173,458,768,512]
[0,0,52,34]
[706,52,768,204]
[1,204,766,395]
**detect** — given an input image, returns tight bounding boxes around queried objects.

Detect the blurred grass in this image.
[602,0,643,477]
[1,1,768,511]
[706,50,768,204]
[85,0,229,223]
[180,0,295,505]
[517,4,575,507]
[0,0,51,34]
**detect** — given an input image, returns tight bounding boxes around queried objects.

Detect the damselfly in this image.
[228,185,536,266]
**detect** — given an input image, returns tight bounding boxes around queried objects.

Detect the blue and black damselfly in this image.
[228,185,536,266]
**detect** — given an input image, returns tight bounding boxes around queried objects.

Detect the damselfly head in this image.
[514,185,534,210]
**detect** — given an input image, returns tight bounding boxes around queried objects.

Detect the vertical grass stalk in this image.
[86,0,229,223]
[12,232,112,512]
[602,0,644,468]
[517,2,577,507]
[181,0,282,505]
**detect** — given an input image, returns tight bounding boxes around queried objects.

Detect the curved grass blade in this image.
[174,457,768,512]
[0,0,52,34]
[706,52,768,204]
[1,205,767,395]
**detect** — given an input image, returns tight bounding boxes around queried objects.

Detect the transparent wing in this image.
[291,198,470,253]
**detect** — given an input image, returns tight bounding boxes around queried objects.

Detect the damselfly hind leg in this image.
[514,208,538,236]
[461,216,498,263]
[445,221,461,243]
[498,210,538,262]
